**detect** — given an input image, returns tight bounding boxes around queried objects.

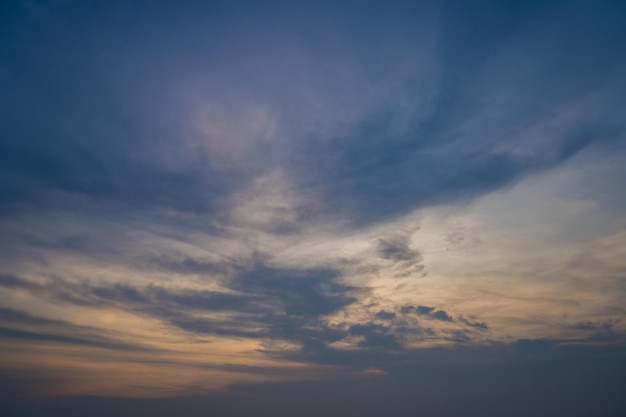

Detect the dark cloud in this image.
[572,320,616,332]
[0,274,32,288]
[0,270,489,365]
[0,2,246,219]
[376,233,425,277]
[459,317,489,330]
[348,323,401,350]
[378,236,421,263]
[570,320,621,343]
[150,257,230,276]
[0,264,360,354]
[399,305,490,332]
[0,307,156,353]
[231,265,356,318]
[375,310,396,320]
[286,1,626,226]
[296,118,624,227]
[0,326,142,352]
[1,0,624,228]
[401,305,436,316]
[431,310,453,322]
[416,305,435,315]
[92,284,254,314]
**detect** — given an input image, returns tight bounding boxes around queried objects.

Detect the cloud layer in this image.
[1,0,626,413]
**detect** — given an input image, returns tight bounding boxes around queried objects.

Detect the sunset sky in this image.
[1,1,626,416]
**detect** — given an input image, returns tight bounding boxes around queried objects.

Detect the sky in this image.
[1,0,626,416]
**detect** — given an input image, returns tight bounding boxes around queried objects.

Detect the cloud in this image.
[2,0,622,229]
[431,310,453,322]
[0,266,494,366]
[0,307,156,352]
[459,317,489,330]
[374,230,426,278]
[401,305,453,322]
[377,234,422,263]
[416,306,435,315]
[0,0,625,402]
[375,310,396,320]
[348,323,401,350]
[0,274,32,288]
[232,264,355,317]
[0,263,360,350]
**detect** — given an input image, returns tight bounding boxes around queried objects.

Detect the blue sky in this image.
[1,1,626,415]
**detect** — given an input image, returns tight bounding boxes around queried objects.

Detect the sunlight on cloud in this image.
[415,147,626,343]
[0,1,625,405]
[1,137,625,398]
